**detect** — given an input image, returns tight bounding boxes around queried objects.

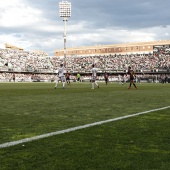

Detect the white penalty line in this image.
[0,106,170,149]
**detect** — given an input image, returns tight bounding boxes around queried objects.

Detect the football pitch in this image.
[0,82,170,170]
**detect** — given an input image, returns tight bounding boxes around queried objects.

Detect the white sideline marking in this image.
[0,106,170,149]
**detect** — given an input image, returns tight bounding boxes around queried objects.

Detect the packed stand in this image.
[0,48,169,74]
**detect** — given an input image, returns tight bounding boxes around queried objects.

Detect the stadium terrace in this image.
[0,40,170,83]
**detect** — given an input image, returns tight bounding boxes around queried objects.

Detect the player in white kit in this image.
[54,63,66,89]
[91,64,99,89]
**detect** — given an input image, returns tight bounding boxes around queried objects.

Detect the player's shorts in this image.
[58,76,65,82]
[130,77,134,81]
[77,78,80,81]
[105,78,108,82]
[66,77,70,81]
[91,76,96,82]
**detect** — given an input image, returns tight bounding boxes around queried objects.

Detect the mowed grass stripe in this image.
[0,106,169,148]
[0,109,170,170]
[0,83,170,143]
[0,83,170,144]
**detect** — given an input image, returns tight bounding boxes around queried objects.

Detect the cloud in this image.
[67,28,155,48]
[0,0,43,27]
[0,0,170,56]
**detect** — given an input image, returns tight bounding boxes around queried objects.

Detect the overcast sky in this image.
[0,0,170,56]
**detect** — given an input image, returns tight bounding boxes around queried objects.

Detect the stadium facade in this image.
[54,40,170,57]
[5,43,24,51]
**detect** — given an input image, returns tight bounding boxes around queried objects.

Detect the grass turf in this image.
[0,82,170,169]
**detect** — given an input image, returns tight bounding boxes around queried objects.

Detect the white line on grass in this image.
[0,106,170,148]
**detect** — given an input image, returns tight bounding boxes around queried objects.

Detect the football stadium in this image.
[0,1,170,170]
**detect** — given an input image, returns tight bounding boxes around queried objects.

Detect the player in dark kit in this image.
[12,73,15,82]
[127,66,137,89]
[104,71,109,85]
[65,71,71,85]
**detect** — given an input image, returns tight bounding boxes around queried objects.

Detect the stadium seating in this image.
[0,48,169,82]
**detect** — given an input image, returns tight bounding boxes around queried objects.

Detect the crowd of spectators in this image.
[0,48,169,82]
[0,49,53,72]
[0,49,170,73]
[50,53,170,73]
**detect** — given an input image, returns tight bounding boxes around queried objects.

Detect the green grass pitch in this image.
[0,82,170,170]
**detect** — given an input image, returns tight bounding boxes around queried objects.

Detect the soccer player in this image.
[54,63,66,89]
[65,71,71,85]
[91,64,99,89]
[118,74,124,85]
[104,71,109,85]
[127,66,137,89]
[12,73,15,82]
[77,73,81,83]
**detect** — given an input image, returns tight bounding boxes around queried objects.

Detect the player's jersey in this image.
[127,70,135,80]
[65,73,70,78]
[92,67,97,77]
[77,74,80,78]
[104,73,108,78]
[118,75,121,80]
[58,67,65,77]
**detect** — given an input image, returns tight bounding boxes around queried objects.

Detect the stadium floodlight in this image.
[59,1,71,62]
